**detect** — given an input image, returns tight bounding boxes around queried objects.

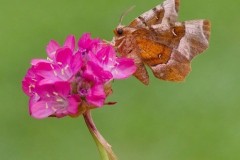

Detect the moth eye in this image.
[117,28,123,35]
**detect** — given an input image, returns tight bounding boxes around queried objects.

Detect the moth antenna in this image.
[119,5,135,25]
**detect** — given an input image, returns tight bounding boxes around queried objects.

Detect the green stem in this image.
[83,110,117,160]
[92,133,109,160]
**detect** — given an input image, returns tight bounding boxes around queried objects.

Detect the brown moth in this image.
[113,0,211,85]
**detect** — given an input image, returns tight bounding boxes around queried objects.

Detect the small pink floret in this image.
[30,82,80,119]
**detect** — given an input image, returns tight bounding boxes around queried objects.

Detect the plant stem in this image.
[83,110,117,160]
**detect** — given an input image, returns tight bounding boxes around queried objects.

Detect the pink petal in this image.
[22,67,42,96]
[46,40,60,59]
[34,83,55,97]
[54,95,80,118]
[64,35,75,52]
[54,81,71,96]
[29,93,40,114]
[78,33,101,50]
[22,77,34,96]
[88,51,100,64]
[112,58,137,79]
[30,100,55,119]
[67,95,81,114]
[84,61,112,83]
[35,82,70,97]
[71,52,83,74]
[86,84,106,107]
[55,48,72,65]
[78,33,92,49]
[96,46,116,66]
[33,62,60,85]
[34,62,74,84]
[31,59,50,66]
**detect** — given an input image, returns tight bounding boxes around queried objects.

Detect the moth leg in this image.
[102,39,115,46]
[128,49,150,85]
[134,62,149,85]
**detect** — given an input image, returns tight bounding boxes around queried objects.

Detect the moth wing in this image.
[131,27,185,83]
[127,47,150,85]
[129,0,179,28]
[151,50,191,81]
[175,20,211,60]
[151,20,211,81]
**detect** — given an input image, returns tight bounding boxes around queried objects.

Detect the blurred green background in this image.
[1,0,240,159]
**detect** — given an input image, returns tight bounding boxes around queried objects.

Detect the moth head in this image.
[114,25,125,37]
[114,6,135,37]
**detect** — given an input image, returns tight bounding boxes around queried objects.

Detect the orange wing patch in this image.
[136,37,172,66]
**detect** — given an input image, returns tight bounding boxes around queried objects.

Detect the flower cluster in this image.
[22,33,136,119]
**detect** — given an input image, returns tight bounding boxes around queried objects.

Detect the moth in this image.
[113,0,211,85]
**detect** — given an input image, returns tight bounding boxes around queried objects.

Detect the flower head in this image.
[22,33,137,119]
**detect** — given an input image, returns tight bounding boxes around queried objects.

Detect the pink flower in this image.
[33,48,82,85]
[88,45,136,79]
[78,33,137,80]
[30,82,80,119]
[22,33,137,119]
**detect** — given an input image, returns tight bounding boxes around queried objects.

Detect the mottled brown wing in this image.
[129,0,179,28]
[129,21,185,81]
[150,20,211,81]
[114,0,211,84]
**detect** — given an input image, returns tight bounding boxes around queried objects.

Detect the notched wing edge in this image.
[203,20,211,41]
[150,19,211,82]
[176,19,211,61]
[129,0,180,28]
